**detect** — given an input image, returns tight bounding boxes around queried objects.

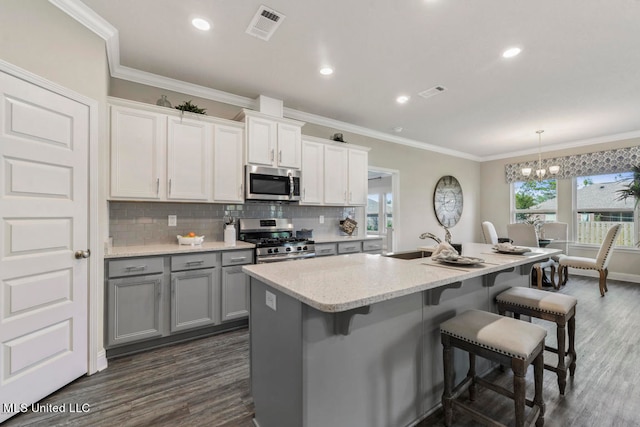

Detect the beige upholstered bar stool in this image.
[496,287,577,395]
[440,310,546,427]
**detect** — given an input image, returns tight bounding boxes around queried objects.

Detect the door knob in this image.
[75,249,91,259]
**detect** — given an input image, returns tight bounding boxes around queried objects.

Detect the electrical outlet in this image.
[168,215,177,226]
[266,290,277,311]
[319,215,324,224]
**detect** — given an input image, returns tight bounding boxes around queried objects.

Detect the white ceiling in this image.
[70,0,640,160]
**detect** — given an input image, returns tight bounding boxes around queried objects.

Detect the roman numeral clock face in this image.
[433,175,463,228]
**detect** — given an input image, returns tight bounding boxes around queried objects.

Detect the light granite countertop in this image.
[242,242,560,313]
[104,241,255,259]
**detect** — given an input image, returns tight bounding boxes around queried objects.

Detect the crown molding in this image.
[50,0,638,164]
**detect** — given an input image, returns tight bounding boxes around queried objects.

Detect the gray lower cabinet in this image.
[170,252,221,333]
[170,268,219,332]
[362,238,383,254]
[337,241,361,254]
[315,243,337,257]
[221,249,254,322]
[107,272,164,347]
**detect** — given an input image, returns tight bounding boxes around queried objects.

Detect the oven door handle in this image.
[258,253,316,263]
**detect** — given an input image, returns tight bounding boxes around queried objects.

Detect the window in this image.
[512,179,558,225]
[574,173,635,247]
[367,194,380,232]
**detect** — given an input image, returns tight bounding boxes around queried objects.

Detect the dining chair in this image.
[541,222,569,287]
[481,221,499,244]
[558,224,621,297]
[507,223,539,247]
[507,223,555,289]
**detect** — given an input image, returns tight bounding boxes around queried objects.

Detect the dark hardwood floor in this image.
[4,276,640,427]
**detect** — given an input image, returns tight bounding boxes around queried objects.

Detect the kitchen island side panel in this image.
[250,279,303,427]
[302,293,424,427]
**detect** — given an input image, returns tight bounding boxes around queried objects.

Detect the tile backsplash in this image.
[109,201,363,246]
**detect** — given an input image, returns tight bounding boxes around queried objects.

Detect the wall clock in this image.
[433,175,463,228]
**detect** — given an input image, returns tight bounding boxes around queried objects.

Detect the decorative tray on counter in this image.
[432,254,485,266]
[492,244,531,255]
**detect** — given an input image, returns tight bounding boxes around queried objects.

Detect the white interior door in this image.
[0,70,89,422]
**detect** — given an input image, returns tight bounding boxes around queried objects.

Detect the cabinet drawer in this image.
[363,239,383,252]
[338,241,362,254]
[315,243,337,257]
[222,250,254,266]
[171,252,220,272]
[108,257,164,278]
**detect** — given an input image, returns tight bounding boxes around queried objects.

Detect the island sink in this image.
[383,250,430,260]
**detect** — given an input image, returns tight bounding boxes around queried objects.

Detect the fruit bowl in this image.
[177,235,205,245]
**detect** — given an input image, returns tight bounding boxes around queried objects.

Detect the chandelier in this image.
[521,130,560,179]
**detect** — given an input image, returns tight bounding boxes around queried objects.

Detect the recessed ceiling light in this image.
[320,67,334,76]
[192,18,211,31]
[396,95,410,104]
[502,47,522,58]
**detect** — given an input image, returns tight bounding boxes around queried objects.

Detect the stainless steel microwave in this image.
[245,165,301,201]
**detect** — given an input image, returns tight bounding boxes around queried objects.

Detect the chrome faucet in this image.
[419,232,442,244]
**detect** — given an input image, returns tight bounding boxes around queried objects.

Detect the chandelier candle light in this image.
[522,130,560,179]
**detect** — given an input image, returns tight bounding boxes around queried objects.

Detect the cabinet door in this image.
[221,266,250,321]
[107,274,164,347]
[167,116,211,200]
[171,268,220,333]
[110,105,166,199]
[348,149,368,206]
[277,122,301,169]
[247,116,277,166]
[300,139,324,204]
[323,145,348,205]
[213,124,244,202]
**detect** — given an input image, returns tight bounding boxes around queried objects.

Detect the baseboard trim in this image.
[567,269,640,284]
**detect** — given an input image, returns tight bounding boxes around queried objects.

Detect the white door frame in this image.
[368,166,400,253]
[0,59,103,374]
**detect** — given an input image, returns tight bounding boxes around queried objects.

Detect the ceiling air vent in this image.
[246,5,286,41]
[418,85,447,100]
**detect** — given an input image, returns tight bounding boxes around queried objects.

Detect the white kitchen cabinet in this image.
[242,110,304,169]
[167,116,211,201]
[110,105,166,199]
[323,144,349,205]
[347,148,368,206]
[109,97,245,203]
[213,124,244,202]
[300,139,324,204]
[323,144,369,206]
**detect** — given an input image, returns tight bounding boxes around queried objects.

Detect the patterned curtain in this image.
[505,145,640,183]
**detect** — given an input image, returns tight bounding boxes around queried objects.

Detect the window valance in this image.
[505,145,640,183]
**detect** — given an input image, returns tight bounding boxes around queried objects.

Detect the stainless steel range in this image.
[238,218,315,263]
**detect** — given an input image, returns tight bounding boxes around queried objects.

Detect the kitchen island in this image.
[242,243,560,427]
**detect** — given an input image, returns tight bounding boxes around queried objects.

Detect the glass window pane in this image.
[367,194,379,232]
[574,173,635,247]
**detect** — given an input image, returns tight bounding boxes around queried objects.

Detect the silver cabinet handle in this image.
[125,265,147,271]
[156,178,160,195]
[169,178,172,195]
[349,191,353,202]
[239,184,243,198]
[270,149,274,162]
[279,150,282,163]
[344,191,347,201]
[319,249,332,254]
[186,260,205,265]
[230,257,247,262]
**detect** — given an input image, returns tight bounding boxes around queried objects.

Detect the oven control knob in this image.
[286,247,291,252]
[273,248,279,253]
[303,246,307,251]
[297,246,302,251]
[267,249,273,254]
